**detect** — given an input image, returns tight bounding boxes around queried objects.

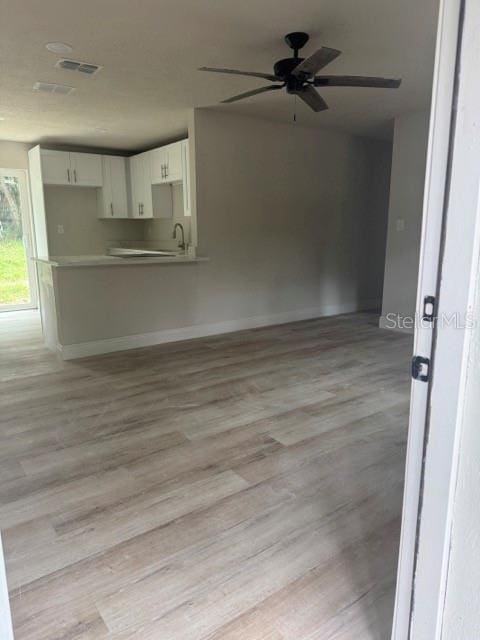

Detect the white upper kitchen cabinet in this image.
[69,153,103,187]
[40,150,71,185]
[151,147,169,184]
[151,141,183,184]
[129,152,153,218]
[40,149,103,187]
[98,156,129,218]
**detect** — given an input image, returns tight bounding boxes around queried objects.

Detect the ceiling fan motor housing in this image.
[274,58,310,93]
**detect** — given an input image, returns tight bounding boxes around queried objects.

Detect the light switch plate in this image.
[57,225,65,234]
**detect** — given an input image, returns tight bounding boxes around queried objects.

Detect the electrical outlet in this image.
[57,225,64,235]
[396,218,406,232]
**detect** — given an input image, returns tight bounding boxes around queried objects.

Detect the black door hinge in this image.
[412,355,430,382]
[422,295,436,322]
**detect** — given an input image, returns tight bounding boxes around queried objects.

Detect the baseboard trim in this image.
[0,535,14,640]
[59,299,381,360]
[379,315,415,334]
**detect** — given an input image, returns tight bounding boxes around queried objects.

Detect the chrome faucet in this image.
[172,223,186,251]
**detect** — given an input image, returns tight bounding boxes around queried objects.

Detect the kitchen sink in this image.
[108,248,181,258]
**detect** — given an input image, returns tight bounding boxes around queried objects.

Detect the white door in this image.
[40,150,71,185]
[0,169,38,311]
[406,0,480,637]
[70,152,103,187]
[391,0,462,637]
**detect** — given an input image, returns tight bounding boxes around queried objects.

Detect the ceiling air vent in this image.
[33,81,75,95]
[55,59,102,75]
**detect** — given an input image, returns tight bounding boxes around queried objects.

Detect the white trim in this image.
[410,0,480,635]
[58,299,381,360]
[0,535,14,640]
[391,0,462,636]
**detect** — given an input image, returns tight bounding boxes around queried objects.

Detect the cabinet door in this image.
[100,156,129,218]
[166,142,183,182]
[129,155,142,217]
[181,140,191,217]
[70,152,103,187]
[151,147,169,184]
[129,153,153,218]
[110,157,129,217]
[139,152,153,218]
[41,150,71,185]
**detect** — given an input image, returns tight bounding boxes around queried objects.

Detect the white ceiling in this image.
[0,0,439,151]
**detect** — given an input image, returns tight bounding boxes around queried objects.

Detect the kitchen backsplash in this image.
[44,183,191,256]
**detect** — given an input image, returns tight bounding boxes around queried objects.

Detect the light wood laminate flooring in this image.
[0,310,412,640]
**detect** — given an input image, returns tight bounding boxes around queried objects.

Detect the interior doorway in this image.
[0,169,37,311]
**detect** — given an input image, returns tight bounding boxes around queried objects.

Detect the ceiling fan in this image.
[199,32,401,112]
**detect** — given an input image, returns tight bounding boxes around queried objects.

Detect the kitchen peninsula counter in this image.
[34,254,209,268]
[35,253,212,360]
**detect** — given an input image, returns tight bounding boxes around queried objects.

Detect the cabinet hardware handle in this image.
[138,204,141,216]
[74,169,77,183]
[67,169,70,183]
[110,203,114,216]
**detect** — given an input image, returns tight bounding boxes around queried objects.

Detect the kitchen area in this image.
[29,132,209,358]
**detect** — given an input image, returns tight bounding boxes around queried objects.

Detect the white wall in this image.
[193,109,391,323]
[441,241,480,639]
[53,110,392,348]
[380,112,430,329]
[43,186,144,256]
[0,140,30,170]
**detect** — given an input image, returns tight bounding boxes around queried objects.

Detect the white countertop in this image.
[34,254,209,268]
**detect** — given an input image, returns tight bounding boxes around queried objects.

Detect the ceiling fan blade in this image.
[221,84,284,104]
[296,86,329,112]
[292,47,341,77]
[199,66,280,82]
[314,75,402,88]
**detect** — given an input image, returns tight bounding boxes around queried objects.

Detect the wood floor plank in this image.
[0,310,412,640]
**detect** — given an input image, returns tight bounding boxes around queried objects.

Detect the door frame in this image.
[391,0,462,635]
[407,0,480,636]
[392,0,480,636]
[0,168,38,312]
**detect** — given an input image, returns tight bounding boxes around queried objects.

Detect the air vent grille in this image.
[55,59,102,75]
[33,82,75,95]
